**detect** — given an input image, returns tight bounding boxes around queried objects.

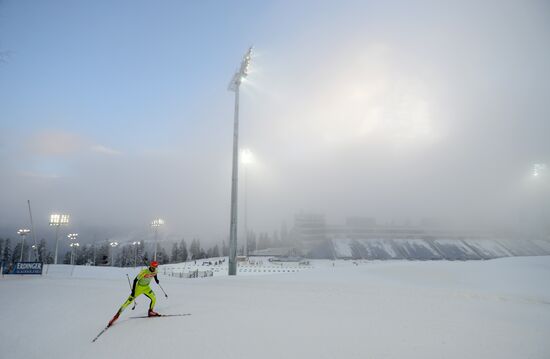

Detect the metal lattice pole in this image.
[227,46,252,276]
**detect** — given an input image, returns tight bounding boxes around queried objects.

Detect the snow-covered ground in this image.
[1,257,549,359]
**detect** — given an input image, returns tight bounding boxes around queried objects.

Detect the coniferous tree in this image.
[190,239,200,260]
[116,246,125,267]
[179,239,188,262]
[37,239,47,263]
[77,244,90,265]
[189,239,195,259]
[157,246,169,264]
[45,251,54,264]
[12,243,22,263]
[212,244,220,258]
[208,245,219,258]
[12,242,31,262]
[63,251,71,264]
[272,231,280,247]
[97,243,110,266]
[192,239,207,260]
[133,243,143,266]
[3,238,12,265]
[115,246,125,267]
[0,238,4,260]
[281,221,289,245]
[87,244,96,265]
[171,242,179,263]
[124,245,134,266]
[222,240,229,256]
[256,233,266,250]
[115,251,123,267]
[247,231,257,254]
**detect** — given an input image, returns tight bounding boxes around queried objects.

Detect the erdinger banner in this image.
[12,262,43,275]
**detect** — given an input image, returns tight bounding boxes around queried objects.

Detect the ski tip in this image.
[92,326,110,343]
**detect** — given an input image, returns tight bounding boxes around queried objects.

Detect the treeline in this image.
[95,238,224,266]
[0,238,52,266]
[1,237,230,267]
[242,226,293,255]
[0,226,293,267]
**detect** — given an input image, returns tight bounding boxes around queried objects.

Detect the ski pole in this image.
[158,283,168,298]
[126,274,137,310]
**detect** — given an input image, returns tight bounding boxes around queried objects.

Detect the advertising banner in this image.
[10,262,43,275]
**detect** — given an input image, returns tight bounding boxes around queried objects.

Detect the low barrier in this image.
[162,261,314,279]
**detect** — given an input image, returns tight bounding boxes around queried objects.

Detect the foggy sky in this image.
[1,0,549,245]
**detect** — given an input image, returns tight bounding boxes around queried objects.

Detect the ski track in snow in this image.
[1,256,550,359]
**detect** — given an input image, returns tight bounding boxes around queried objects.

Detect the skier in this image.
[108,261,161,326]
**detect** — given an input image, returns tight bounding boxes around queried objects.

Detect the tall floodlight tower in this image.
[49,213,70,264]
[227,46,253,276]
[27,201,38,260]
[132,241,141,267]
[17,229,31,262]
[31,244,37,261]
[110,241,119,266]
[151,218,165,261]
[68,233,79,265]
[69,242,80,265]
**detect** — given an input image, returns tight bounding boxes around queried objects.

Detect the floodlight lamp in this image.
[151,218,165,227]
[67,233,79,241]
[17,229,30,236]
[110,242,119,247]
[240,47,253,77]
[49,213,70,225]
[49,214,60,225]
[228,46,253,91]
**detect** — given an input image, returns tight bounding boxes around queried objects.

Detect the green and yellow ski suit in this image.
[118,267,159,312]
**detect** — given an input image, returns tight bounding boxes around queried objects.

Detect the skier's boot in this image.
[108,310,121,327]
[148,309,161,317]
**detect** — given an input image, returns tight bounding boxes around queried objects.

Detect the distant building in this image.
[251,213,549,260]
[292,214,493,242]
[292,213,327,242]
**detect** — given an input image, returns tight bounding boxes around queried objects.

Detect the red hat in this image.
[150,261,159,268]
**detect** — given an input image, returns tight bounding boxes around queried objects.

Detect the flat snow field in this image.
[1,256,549,359]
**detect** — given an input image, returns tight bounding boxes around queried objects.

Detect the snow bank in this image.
[1,257,549,359]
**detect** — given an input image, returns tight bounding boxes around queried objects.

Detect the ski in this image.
[130,313,191,319]
[92,314,190,342]
[92,325,111,343]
